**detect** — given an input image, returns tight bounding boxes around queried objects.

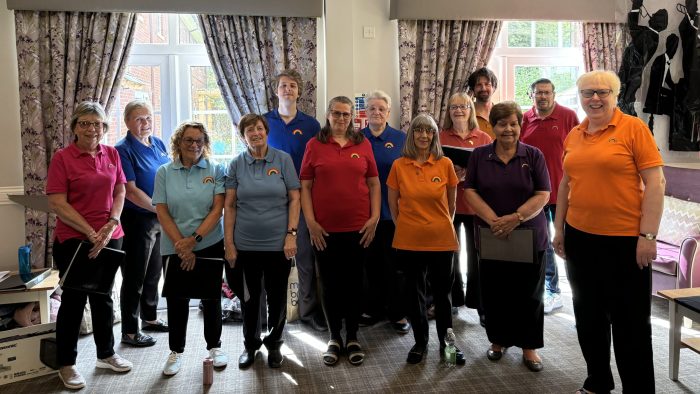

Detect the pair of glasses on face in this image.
[580,89,613,98]
[531,91,553,97]
[449,104,471,111]
[330,111,352,119]
[413,128,435,135]
[77,121,105,130]
[182,138,205,146]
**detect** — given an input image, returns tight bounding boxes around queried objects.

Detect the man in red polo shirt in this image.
[520,78,579,314]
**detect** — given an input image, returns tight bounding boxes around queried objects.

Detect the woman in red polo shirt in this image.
[299,96,380,367]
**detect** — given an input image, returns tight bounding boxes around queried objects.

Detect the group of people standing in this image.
[46,66,664,394]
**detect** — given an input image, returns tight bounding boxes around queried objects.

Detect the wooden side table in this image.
[657,287,700,381]
[0,269,59,324]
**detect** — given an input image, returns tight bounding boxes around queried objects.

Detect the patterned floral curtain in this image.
[15,11,136,268]
[581,22,628,72]
[198,15,317,125]
[398,20,502,131]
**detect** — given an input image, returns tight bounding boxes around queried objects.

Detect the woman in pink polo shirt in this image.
[299,96,380,367]
[46,101,131,390]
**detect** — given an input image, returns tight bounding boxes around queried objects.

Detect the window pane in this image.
[178,14,204,44]
[192,113,241,157]
[134,13,169,44]
[561,22,575,47]
[507,22,532,47]
[190,66,239,157]
[514,66,579,109]
[105,65,162,146]
[535,22,558,47]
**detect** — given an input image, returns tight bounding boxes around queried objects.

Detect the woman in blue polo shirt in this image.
[224,114,300,369]
[152,121,228,376]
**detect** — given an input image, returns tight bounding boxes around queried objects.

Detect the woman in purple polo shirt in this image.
[47,101,132,389]
[465,101,550,372]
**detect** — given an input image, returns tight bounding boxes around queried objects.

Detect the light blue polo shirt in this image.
[115,132,170,213]
[361,124,406,221]
[152,157,225,256]
[225,147,300,251]
[265,109,320,174]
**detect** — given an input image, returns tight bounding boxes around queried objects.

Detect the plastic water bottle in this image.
[444,328,457,367]
[18,243,31,275]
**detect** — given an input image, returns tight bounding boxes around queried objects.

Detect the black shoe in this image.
[406,343,427,364]
[267,348,283,368]
[238,349,257,369]
[440,345,465,365]
[487,347,504,361]
[391,321,411,335]
[142,319,169,332]
[523,355,543,372]
[121,332,156,347]
[359,314,379,327]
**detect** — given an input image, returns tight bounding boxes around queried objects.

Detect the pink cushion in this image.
[657,196,700,246]
[652,241,679,276]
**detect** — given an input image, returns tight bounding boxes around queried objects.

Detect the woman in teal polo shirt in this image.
[152,121,228,376]
[224,114,301,369]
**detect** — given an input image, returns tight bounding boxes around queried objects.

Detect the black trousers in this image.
[225,250,291,351]
[453,214,478,309]
[315,232,364,342]
[398,250,454,347]
[297,216,321,322]
[119,208,163,334]
[480,252,545,349]
[363,220,407,322]
[164,241,223,353]
[54,237,122,366]
[564,224,654,394]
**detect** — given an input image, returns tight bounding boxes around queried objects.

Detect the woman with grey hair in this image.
[115,100,170,348]
[387,114,464,365]
[47,101,132,389]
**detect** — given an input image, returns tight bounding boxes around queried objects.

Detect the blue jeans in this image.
[544,205,560,295]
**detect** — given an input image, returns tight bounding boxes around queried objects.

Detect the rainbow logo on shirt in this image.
[350,153,361,158]
[267,168,280,176]
[203,176,215,184]
[431,176,442,183]
[384,142,394,149]
[608,138,617,143]
[469,140,474,145]
[293,129,303,135]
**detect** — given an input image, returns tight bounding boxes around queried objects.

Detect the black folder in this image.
[478,227,536,263]
[162,256,224,300]
[442,145,474,168]
[59,241,124,295]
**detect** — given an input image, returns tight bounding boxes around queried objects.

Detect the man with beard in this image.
[520,78,579,314]
[467,67,499,140]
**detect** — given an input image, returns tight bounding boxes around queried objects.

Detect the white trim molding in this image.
[0,186,24,206]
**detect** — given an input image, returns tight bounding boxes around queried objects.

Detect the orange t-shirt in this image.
[562,108,663,236]
[387,155,459,251]
[476,115,495,140]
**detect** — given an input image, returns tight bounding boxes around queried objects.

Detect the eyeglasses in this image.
[449,104,471,111]
[580,89,613,98]
[330,111,352,119]
[532,91,553,97]
[182,138,205,146]
[77,121,105,130]
[367,106,388,114]
[413,128,435,135]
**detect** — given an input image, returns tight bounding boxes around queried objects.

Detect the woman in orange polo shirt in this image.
[553,70,665,394]
[387,114,462,365]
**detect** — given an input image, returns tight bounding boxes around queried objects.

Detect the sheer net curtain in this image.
[15,11,136,267]
[582,22,628,72]
[198,15,318,125]
[398,20,501,130]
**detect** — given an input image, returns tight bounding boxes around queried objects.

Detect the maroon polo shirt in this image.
[464,141,551,251]
[520,103,579,204]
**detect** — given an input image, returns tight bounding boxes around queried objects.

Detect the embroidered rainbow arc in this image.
[267,168,280,176]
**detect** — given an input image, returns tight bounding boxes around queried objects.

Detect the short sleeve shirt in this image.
[361,124,406,221]
[299,137,379,232]
[152,158,225,255]
[115,132,170,213]
[563,108,663,236]
[225,147,300,251]
[386,155,459,251]
[476,115,496,140]
[520,103,579,204]
[465,142,551,251]
[265,109,321,175]
[46,144,126,242]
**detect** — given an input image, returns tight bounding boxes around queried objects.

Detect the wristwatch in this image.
[514,212,524,223]
[287,228,298,236]
[639,233,656,241]
[192,232,203,242]
[108,216,120,225]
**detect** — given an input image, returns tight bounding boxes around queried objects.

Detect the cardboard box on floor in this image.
[0,322,56,385]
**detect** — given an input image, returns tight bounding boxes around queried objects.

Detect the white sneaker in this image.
[544,293,563,314]
[59,365,86,389]
[209,347,228,367]
[163,351,183,376]
[96,353,133,372]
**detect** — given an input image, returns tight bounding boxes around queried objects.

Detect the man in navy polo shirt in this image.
[264,69,325,331]
[520,78,579,314]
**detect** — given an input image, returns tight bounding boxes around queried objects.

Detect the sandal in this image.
[323,339,342,366]
[346,341,365,366]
